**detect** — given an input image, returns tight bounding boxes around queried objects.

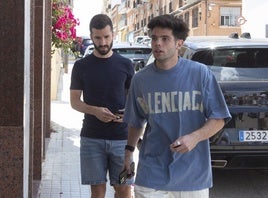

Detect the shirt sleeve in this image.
[203,69,232,123]
[123,76,147,128]
[70,62,83,90]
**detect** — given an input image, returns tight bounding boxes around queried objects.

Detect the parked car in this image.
[143,34,268,169]
[83,45,94,57]
[134,36,150,44]
[73,36,93,57]
[79,37,93,56]
[83,42,152,70]
[112,42,151,69]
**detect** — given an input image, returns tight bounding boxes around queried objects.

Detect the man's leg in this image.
[113,185,132,198]
[91,184,106,198]
[107,139,133,198]
[80,137,108,197]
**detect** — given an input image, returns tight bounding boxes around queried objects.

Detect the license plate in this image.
[239,130,268,142]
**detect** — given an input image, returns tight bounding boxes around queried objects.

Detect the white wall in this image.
[73,0,103,36]
[242,0,268,38]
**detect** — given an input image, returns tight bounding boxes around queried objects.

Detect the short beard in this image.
[94,41,113,56]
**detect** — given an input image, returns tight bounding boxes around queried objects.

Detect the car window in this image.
[83,39,92,45]
[192,48,268,68]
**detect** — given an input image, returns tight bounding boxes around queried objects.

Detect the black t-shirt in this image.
[70,52,134,140]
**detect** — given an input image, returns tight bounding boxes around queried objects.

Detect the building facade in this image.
[104,0,242,42]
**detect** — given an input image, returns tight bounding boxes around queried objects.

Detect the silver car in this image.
[83,42,152,71]
[145,34,268,169]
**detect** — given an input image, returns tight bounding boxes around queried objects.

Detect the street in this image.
[210,169,268,198]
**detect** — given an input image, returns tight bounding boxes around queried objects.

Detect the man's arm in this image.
[70,89,117,123]
[124,125,144,171]
[127,125,144,148]
[170,118,225,153]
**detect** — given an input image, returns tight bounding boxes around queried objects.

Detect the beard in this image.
[93,41,113,56]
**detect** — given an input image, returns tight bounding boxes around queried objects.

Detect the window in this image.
[179,0,183,7]
[192,8,198,28]
[192,48,268,68]
[220,7,240,26]
[184,12,189,27]
[148,16,151,23]
[169,2,173,13]
[119,14,127,28]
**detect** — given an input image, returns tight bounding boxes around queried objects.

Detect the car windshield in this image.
[83,39,92,45]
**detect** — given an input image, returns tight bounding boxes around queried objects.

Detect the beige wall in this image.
[51,48,63,100]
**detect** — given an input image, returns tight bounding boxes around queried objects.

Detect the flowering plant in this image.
[51,0,79,54]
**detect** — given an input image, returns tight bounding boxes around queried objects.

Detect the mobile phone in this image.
[116,109,125,115]
[115,109,125,119]
[119,162,135,184]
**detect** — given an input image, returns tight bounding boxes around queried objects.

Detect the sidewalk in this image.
[37,59,137,197]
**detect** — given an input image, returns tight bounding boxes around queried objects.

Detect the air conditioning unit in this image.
[185,0,195,3]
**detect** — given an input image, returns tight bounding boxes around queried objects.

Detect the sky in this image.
[242,0,268,38]
[73,0,104,37]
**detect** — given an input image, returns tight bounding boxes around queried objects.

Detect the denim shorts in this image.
[80,137,133,186]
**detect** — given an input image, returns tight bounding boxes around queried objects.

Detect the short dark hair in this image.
[89,14,113,33]
[147,14,189,41]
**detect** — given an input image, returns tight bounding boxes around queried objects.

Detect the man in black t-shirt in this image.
[70,14,134,198]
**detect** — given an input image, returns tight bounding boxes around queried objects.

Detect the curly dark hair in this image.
[89,14,113,33]
[148,14,189,41]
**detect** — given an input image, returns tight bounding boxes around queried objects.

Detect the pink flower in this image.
[51,0,79,53]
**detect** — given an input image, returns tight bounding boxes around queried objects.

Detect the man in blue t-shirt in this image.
[70,14,134,198]
[123,14,231,198]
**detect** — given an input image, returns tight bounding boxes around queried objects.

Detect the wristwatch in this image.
[125,145,135,152]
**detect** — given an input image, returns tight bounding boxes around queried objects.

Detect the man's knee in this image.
[114,185,132,198]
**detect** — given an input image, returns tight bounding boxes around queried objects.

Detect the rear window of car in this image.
[191,48,268,68]
[83,39,92,45]
[112,48,151,59]
[113,48,151,55]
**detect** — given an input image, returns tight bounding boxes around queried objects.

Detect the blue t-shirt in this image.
[70,52,134,140]
[123,57,231,191]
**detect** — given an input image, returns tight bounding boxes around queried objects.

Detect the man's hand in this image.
[94,107,117,123]
[113,109,125,123]
[170,133,200,153]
